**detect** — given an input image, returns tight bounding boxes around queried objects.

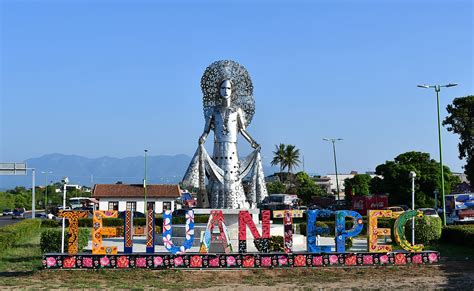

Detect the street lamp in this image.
[417,83,458,226]
[144,149,148,215]
[41,171,53,211]
[409,171,416,245]
[323,138,343,202]
[61,176,69,253]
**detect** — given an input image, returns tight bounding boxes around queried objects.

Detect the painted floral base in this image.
[43,251,440,269]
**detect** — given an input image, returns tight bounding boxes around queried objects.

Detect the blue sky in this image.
[1,0,472,176]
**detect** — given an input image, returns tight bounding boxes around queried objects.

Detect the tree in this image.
[271,143,287,181]
[294,171,326,204]
[266,181,286,194]
[443,95,474,184]
[284,144,301,174]
[375,151,460,207]
[344,174,372,201]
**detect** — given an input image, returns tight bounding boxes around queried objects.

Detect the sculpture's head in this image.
[219,79,232,101]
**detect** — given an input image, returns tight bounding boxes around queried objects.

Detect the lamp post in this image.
[409,171,416,245]
[417,83,458,226]
[41,171,53,211]
[61,176,69,253]
[144,149,148,215]
[323,138,343,202]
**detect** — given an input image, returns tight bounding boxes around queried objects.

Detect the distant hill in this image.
[0,153,277,189]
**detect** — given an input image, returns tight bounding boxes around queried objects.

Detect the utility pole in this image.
[323,138,343,202]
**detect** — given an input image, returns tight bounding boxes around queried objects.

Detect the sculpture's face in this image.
[219,80,232,100]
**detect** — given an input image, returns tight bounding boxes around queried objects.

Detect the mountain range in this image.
[0,153,277,189]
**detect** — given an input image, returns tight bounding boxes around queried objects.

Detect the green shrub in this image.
[269,235,284,252]
[0,219,41,253]
[405,216,442,244]
[441,225,474,247]
[41,219,60,228]
[40,227,91,253]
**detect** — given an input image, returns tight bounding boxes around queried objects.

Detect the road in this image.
[0,210,46,227]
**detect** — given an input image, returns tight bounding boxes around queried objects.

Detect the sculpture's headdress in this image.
[201,60,255,126]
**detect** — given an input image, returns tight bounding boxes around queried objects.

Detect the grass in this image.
[0,229,473,289]
[0,225,43,272]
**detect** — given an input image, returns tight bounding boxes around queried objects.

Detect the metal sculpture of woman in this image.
[182,60,267,209]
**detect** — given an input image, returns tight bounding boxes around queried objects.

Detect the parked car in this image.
[3,209,13,216]
[398,205,410,211]
[118,211,146,219]
[12,208,25,219]
[454,206,474,224]
[417,208,440,218]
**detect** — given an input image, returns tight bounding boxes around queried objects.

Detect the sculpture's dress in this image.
[209,107,247,208]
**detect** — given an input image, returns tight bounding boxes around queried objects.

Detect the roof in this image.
[93,184,181,199]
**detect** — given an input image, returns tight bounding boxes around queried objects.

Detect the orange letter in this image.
[59,210,88,255]
[92,210,118,254]
[367,210,392,252]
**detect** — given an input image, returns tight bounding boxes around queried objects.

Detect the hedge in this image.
[0,219,42,253]
[441,225,474,248]
[40,228,91,253]
[405,216,442,244]
[41,219,61,228]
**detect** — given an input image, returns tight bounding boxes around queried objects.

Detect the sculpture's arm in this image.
[199,114,213,145]
[241,128,260,150]
[237,109,260,150]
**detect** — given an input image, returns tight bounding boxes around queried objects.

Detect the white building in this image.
[317,171,381,197]
[93,183,181,214]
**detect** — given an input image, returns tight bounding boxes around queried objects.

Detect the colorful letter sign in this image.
[367,210,393,252]
[284,210,293,253]
[146,209,155,253]
[238,210,270,253]
[123,210,133,253]
[92,210,118,255]
[199,210,232,253]
[58,210,89,255]
[306,209,333,252]
[162,210,195,254]
[393,210,424,252]
[335,210,364,252]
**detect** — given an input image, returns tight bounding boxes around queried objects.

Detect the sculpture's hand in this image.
[199,135,206,145]
[251,141,261,151]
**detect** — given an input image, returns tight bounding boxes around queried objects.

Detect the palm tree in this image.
[271,144,286,181]
[284,144,301,174]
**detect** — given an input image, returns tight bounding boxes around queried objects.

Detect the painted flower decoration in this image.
[242,255,254,268]
[46,257,56,268]
[412,254,423,264]
[294,255,306,267]
[163,234,173,249]
[186,228,194,240]
[117,256,129,268]
[395,253,407,265]
[163,218,171,232]
[63,257,76,268]
[154,256,164,266]
[261,257,272,267]
[174,256,184,266]
[329,255,338,265]
[279,256,289,266]
[363,255,373,265]
[209,257,220,267]
[345,255,357,266]
[190,256,202,268]
[379,255,389,264]
[312,256,323,266]
[428,253,438,263]
[186,212,194,223]
[100,256,110,267]
[136,257,147,268]
[226,256,236,266]
[82,257,93,268]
